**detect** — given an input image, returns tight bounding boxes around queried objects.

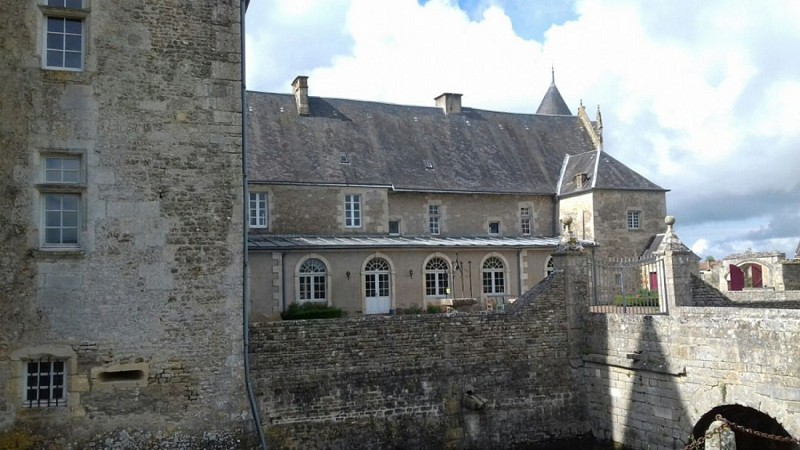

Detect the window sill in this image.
[33,249,86,260]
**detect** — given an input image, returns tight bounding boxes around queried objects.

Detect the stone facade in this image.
[560,190,667,259]
[0,0,247,446]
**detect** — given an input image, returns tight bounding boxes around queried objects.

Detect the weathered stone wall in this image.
[1,0,247,446]
[584,308,800,449]
[249,270,590,449]
[253,186,556,237]
[783,261,800,290]
[591,190,667,259]
[386,192,556,237]
[723,289,800,303]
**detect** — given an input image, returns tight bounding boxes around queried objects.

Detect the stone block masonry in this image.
[0,0,248,447]
[249,270,590,450]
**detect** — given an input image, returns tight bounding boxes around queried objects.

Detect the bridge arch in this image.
[692,404,798,449]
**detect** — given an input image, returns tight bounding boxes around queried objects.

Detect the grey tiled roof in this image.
[535,83,572,115]
[248,234,595,251]
[246,92,598,194]
[558,150,666,196]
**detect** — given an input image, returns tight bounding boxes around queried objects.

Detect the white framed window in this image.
[44,194,80,246]
[489,221,500,235]
[428,204,440,235]
[520,207,531,235]
[627,211,641,230]
[425,257,449,296]
[344,194,361,228]
[298,258,327,303]
[40,155,83,248]
[482,256,505,294]
[42,0,86,71]
[249,192,267,228]
[24,358,67,408]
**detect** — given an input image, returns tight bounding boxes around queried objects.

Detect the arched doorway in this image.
[692,404,799,449]
[364,257,391,314]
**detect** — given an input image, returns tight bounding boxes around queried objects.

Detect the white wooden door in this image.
[365,258,391,314]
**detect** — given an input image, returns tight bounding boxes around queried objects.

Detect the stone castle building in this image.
[1,0,248,446]
[246,75,667,319]
[2,0,670,446]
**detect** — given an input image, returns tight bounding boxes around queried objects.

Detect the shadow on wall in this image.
[621,315,688,448]
[693,404,800,450]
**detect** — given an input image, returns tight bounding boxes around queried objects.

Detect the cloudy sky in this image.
[245,0,800,260]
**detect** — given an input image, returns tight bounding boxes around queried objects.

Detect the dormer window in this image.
[340,154,350,164]
[423,159,434,170]
[576,173,588,189]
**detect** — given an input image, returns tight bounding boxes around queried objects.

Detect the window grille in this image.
[25,359,66,408]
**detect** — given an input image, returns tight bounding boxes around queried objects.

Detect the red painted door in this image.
[751,264,763,288]
[729,264,744,291]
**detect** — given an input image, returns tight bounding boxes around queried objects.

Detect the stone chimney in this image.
[434,93,462,115]
[292,75,309,116]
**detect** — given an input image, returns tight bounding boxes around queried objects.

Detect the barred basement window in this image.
[24,359,66,408]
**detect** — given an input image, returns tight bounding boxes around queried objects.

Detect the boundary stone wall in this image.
[249,271,590,449]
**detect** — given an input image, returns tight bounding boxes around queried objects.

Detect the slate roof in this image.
[535,83,572,115]
[558,150,666,196]
[246,92,598,195]
[248,235,595,251]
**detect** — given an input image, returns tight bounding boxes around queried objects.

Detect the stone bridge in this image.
[250,224,800,450]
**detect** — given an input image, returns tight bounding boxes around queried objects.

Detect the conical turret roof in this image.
[536,69,572,115]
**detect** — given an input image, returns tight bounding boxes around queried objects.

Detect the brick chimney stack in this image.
[434,93,462,115]
[292,75,309,116]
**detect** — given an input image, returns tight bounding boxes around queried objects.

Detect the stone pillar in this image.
[552,217,591,362]
[705,420,736,450]
[656,216,699,314]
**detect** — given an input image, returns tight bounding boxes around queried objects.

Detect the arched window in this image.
[482,256,505,294]
[545,256,555,277]
[425,257,449,296]
[298,258,326,303]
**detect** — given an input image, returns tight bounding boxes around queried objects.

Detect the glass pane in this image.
[45,195,61,210]
[48,0,65,6]
[45,228,61,243]
[45,158,62,170]
[66,0,83,8]
[62,228,78,243]
[47,33,63,50]
[46,211,61,227]
[65,19,82,34]
[62,212,78,226]
[61,195,79,210]
[47,50,63,67]
[65,34,81,51]
[62,170,79,183]
[64,52,81,69]
[47,17,64,32]
[62,159,79,171]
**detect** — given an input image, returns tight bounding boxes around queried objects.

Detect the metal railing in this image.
[589,254,668,314]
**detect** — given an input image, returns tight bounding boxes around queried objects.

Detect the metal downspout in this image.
[240,1,268,448]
